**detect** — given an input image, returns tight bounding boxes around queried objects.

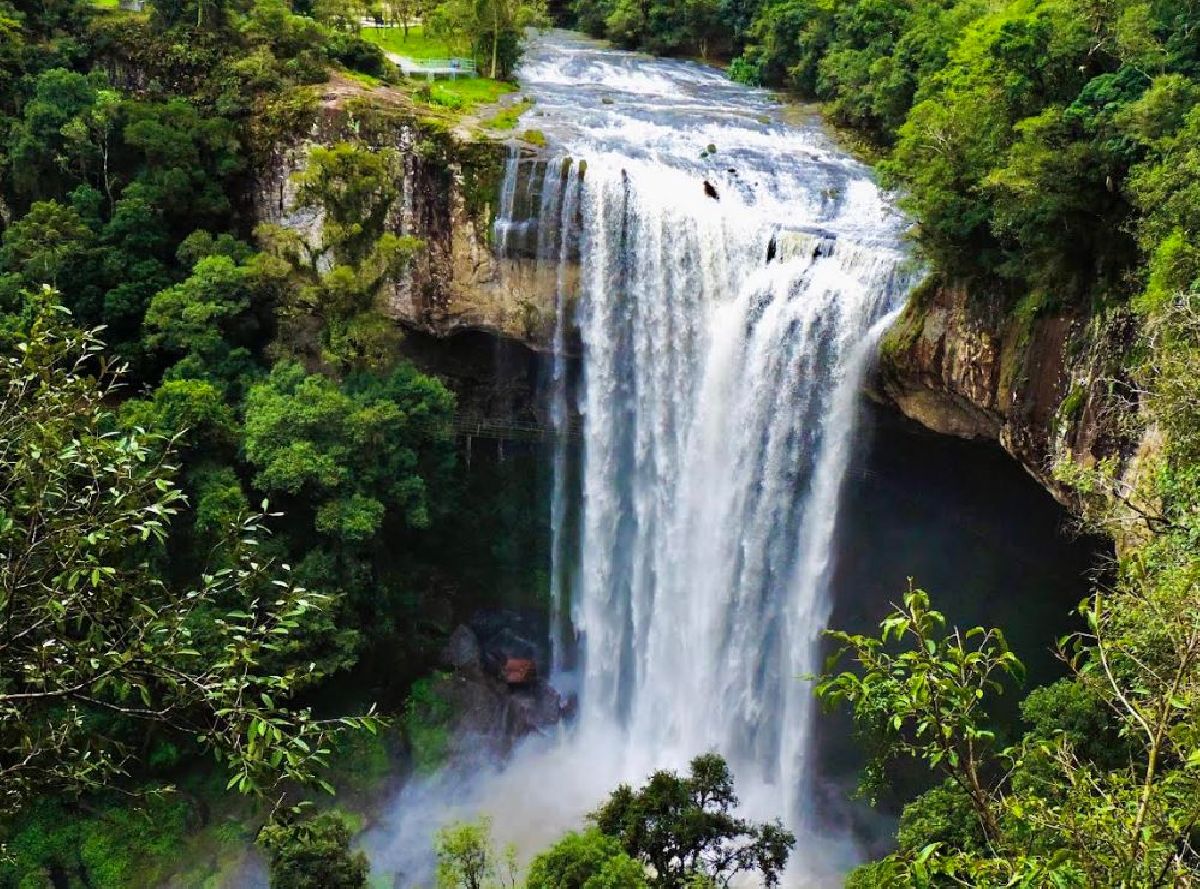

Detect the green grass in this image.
[421,77,517,113]
[483,97,533,130]
[343,69,383,88]
[361,24,455,60]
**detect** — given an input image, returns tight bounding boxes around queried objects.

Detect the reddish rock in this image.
[502,657,536,685]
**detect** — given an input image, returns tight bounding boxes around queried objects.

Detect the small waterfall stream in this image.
[491,30,916,875]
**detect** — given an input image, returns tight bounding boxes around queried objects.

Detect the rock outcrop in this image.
[252,78,565,348]
[873,278,1136,505]
[430,617,564,764]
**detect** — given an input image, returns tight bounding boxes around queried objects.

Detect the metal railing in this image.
[452,412,580,443]
[393,56,478,79]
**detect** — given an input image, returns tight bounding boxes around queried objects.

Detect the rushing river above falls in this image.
[507,29,915,883]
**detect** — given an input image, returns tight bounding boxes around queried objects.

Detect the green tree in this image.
[0,295,376,817]
[817,585,1024,843]
[820,575,1200,884]
[0,200,93,288]
[435,816,518,889]
[590,753,794,888]
[7,68,98,203]
[142,251,272,393]
[427,0,547,79]
[526,829,648,889]
[383,0,435,34]
[259,811,371,889]
[242,359,454,541]
[571,0,613,37]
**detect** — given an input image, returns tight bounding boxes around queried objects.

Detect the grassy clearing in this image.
[362,24,455,60]
[419,77,517,113]
[342,69,383,88]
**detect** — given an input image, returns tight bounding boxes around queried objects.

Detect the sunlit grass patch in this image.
[362,24,454,60]
[483,97,534,129]
[419,77,517,112]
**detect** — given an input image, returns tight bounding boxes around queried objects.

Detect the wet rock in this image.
[427,610,566,764]
[483,627,541,671]
[503,657,537,685]
[703,180,720,201]
[434,671,510,763]
[506,684,562,736]
[872,279,1136,508]
[442,624,481,672]
[470,610,547,673]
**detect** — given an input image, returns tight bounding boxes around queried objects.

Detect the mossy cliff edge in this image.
[253,77,564,347]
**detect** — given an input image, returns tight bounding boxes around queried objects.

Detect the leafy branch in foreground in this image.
[821,575,1200,886]
[0,292,377,818]
[817,585,1023,847]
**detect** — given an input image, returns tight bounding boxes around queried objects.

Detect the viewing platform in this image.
[386,53,478,79]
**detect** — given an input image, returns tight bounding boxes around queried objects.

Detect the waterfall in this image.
[561,163,909,832]
[490,33,917,866]
[350,32,920,886]
[547,158,581,681]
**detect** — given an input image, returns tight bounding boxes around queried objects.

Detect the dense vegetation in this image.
[570,0,1198,313]
[563,0,1200,884]
[0,0,548,883]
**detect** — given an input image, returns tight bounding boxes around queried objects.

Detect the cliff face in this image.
[873,278,1133,504]
[252,80,563,347]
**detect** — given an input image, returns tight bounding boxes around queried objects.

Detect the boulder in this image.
[423,610,565,764]
[506,683,563,736]
[442,624,481,671]
[470,609,547,674]
[502,657,536,685]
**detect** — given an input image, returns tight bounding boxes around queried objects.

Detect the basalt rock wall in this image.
[252,83,565,347]
[872,278,1138,506]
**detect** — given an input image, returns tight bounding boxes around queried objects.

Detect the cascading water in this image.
[503,30,915,873]
[365,31,917,887]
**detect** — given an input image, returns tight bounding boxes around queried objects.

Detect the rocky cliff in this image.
[872,278,1135,505]
[253,77,564,347]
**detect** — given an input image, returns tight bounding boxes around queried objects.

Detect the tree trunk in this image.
[490,10,499,79]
